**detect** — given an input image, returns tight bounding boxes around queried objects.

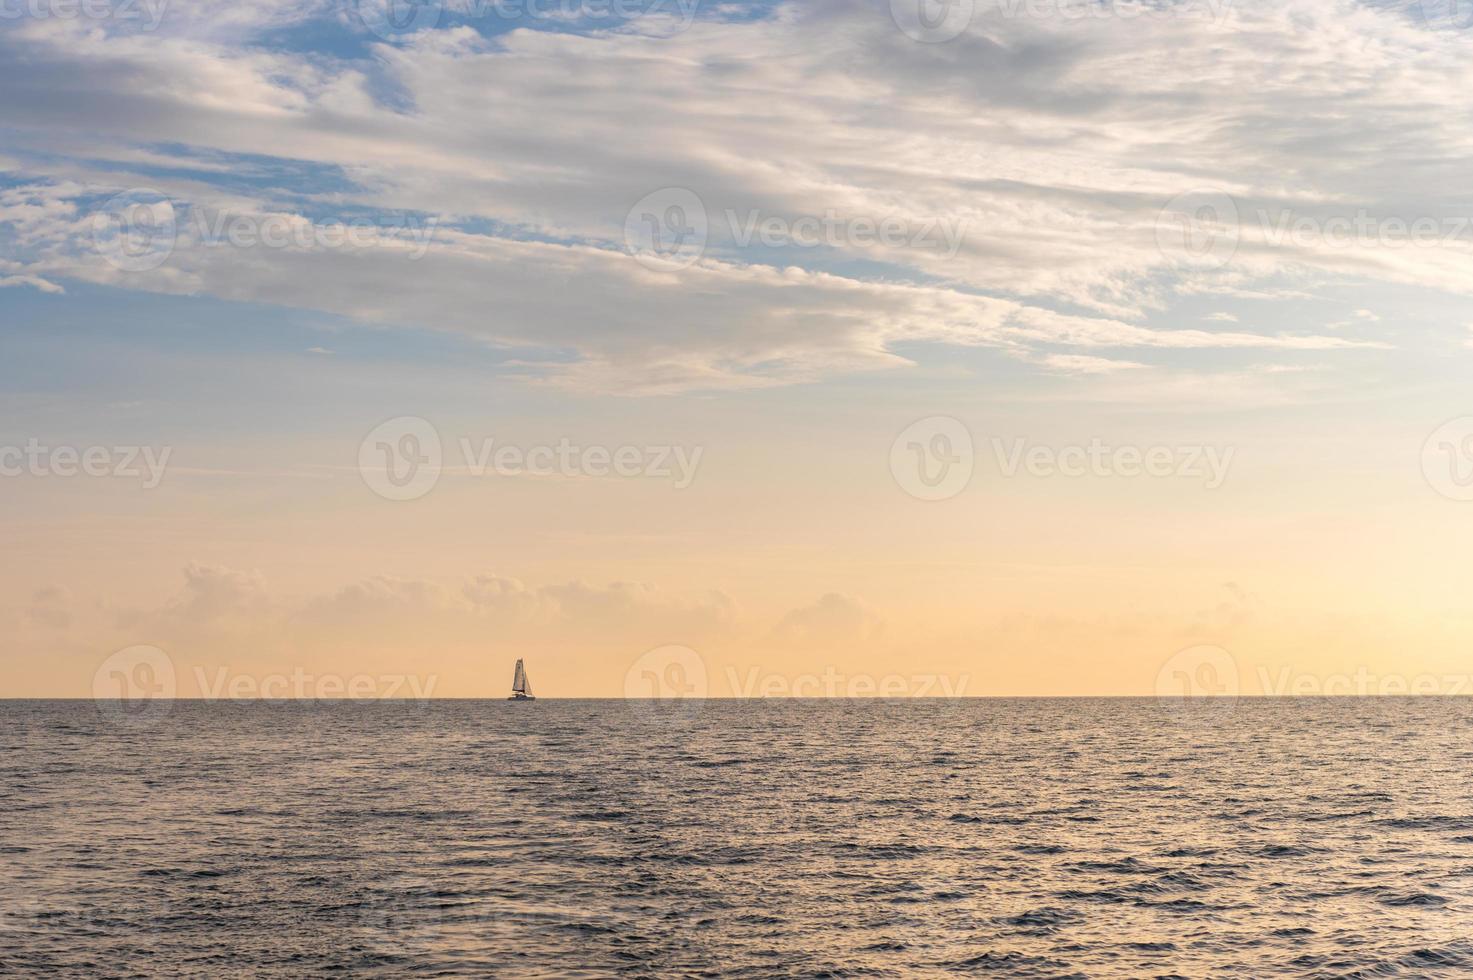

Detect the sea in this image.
[3,698,1473,978]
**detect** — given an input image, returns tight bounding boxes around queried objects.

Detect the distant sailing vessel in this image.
[507,658,535,701]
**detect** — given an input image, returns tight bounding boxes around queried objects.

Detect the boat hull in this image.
[507,694,536,701]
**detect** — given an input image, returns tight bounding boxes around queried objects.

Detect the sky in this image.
[3,0,1473,698]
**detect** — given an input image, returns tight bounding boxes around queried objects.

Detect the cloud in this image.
[23,564,738,687]
[27,587,74,629]
[11,196,1385,392]
[0,274,63,293]
[769,593,883,646]
[1037,353,1147,375]
[299,572,741,637]
[151,562,273,626]
[1184,580,1259,635]
[0,0,1464,391]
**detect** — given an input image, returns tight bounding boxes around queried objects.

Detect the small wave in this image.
[1402,942,1473,969]
[946,950,1059,971]
[735,913,784,925]
[1126,872,1209,895]
[1303,809,1375,822]
[832,843,933,859]
[1379,891,1449,908]
[1375,815,1473,832]
[1135,897,1220,913]
[552,921,616,936]
[1002,907,1081,930]
[1350,941,1473,976]
[1054,888,1129,904]
[1066,858,1155,875]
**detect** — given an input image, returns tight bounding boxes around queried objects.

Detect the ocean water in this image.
[4,698,1473,978]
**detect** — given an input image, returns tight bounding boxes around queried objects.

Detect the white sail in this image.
[512,658,528,694]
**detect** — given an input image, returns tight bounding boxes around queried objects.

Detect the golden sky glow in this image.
[4,0,1473,697]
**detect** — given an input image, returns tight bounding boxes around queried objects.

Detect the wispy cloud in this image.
[0,0,1465,393]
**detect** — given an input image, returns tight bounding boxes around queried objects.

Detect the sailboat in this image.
[507,658,535,701]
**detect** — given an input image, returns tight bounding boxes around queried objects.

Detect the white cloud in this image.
[1038,353,1147,374]
[0,0,1465,391]
[0,274,63,293]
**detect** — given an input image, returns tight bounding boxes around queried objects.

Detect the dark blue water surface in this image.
[4,698,1473,977]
